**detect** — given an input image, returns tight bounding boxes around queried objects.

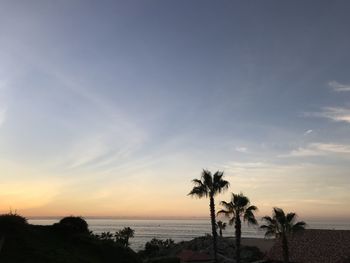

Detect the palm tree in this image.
[261,207,306,263]
[218,193,258,263]
[115,227,135,248]
[100,231,113,241]
[188,170,229,263]
[217,221,226,237]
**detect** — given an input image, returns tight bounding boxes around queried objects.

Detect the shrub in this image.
[98,231,114,241]
[0,212,28,235]
[57,216,89,234]
[144,238,175,256]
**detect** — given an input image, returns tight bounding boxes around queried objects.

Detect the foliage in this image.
[188,169,229,263]
[57,216,89,234]
[98,231,114,241]
[218,192,258,263]
[216,220,226,237]
[188,170,229,198]
[0,216,141,263]
[143,238,175,256]
[0,212,28,235]
[261,207,306,238]
[261,207,306,263]
[94,227,135,248]
[218,193,258,226]
[115,227,135,248]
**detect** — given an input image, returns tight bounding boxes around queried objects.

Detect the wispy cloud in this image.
[235,146,248,153]
[306,107,350,123]
[328,80,350,92]
[304,129,313,135]
[0,107,6,126]
[280,143,350,157]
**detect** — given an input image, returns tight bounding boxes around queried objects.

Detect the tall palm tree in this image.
[218,193,258,263]
[188,170,229,263]
[261,207,306,263]
[217,221,226,237]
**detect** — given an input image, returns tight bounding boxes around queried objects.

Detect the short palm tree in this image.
[218,193,258,263]
[188,170,229,263]
[261,207,306,263]
[100,231,113,241]
[217,221,226,237]
[115,227,135,248]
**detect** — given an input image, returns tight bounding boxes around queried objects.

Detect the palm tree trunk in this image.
[125,236,129,248]
[282,233,289,263]
[235,216,242,263]
[209,195,218,263]
[219,228,222,237]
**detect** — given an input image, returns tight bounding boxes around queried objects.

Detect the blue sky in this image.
[0,1,350,219]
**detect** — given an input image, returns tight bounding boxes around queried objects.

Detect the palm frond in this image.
[217,209,232,218]
[212,171,229,194]
[244,209,258,225]
[273,207,286,224]
[246,205,258,212]
[286,212,296,224]
[235,193,250,207]
[216,180,230,194]
[213,171,223,183]
[219,200,234,211]
[262,208,307,238]
[246,215,258,225]
[188,186,208,198]
[202,169,213,190]
[292,221,306,232]
[260,225,276,238]
[261,216,274,224]
[192,179,205,187]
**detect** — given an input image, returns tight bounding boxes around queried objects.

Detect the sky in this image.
[0,1,350,220]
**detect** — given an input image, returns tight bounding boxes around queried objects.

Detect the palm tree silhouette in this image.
[216,221,226,237]
[100,231,113,240]
[261,207,306,263]
[218,193,258,263]
[115,227,135,248]
[188,170,229,263]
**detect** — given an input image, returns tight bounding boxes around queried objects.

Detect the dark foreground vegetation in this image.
[0,213,141,263]
[138,236,263,263]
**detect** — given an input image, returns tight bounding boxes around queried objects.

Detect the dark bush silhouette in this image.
[98,231,114,241]
[57,216,89,234]
[144,238,175,256]
[0,212,28,235]
[0,217,141,262]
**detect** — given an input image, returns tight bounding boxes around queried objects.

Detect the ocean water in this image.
[29,218,350,251]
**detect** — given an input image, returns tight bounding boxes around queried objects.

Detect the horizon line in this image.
[23,215,350,222]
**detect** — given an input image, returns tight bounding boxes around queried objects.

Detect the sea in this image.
[28,218,350,251]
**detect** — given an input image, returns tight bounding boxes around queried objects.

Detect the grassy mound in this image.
[0,215,141,263]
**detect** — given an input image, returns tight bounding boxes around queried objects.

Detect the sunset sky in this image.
[0,1,350,219]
